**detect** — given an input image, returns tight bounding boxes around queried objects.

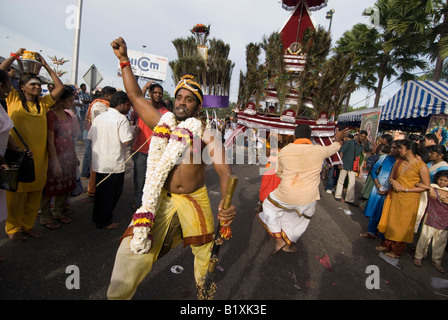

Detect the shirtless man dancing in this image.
[107,37,237,300]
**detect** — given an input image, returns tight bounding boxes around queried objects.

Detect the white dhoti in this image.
[258,191,316,245]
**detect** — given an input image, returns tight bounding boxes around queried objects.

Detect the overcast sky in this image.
[0,0,402,109]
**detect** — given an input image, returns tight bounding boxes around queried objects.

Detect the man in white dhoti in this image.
[258,124,348,253]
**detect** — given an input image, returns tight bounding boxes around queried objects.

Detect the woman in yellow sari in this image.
[0,49,64,240]
[377,139,430,258]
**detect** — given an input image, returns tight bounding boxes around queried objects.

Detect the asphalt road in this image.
[0,141,447,304]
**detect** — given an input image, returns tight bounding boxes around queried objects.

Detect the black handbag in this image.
[0,167,20,191]
[3,127,35,183]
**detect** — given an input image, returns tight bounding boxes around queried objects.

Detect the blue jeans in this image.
[326,166,339,191]
[132,152,148,208]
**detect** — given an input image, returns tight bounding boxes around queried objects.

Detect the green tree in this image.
[335,0,427,109]
[386,0,448,81]
[418,60,448,81]
[334,24,379,112]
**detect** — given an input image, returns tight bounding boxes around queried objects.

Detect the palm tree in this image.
[335,0,427,109]
[386,0,448,81]
[418,60,448,81]
[334,24,379,112]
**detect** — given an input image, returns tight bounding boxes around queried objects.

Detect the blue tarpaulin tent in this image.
[338,81,448,131]
[381,81,448,121]
[337,106,381,125]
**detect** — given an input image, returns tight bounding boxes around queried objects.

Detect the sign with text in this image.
[117,49,168,81]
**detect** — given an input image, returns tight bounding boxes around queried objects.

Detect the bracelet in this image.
[405,188,409,193]
[10,52,19,60]
[120,61,131,69]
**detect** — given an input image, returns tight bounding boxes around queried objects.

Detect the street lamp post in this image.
[326,9,335,31]
[70,0,83,85]
[139,44,146,85]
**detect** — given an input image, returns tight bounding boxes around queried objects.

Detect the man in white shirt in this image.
[88,91,133,229]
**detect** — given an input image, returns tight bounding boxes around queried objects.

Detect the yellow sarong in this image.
[108,186,215,300]
[378,160,425,243]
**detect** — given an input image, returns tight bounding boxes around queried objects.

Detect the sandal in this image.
[54,216,71,224]
[375,245,388,251]
[385,251,400,259]
[8,232,25,241]
[413,258,422,267]
[432,263,445,274]
[360,232,375,239]
[105,222,119,229]
[23,229,41,239]
[41,222,61,230]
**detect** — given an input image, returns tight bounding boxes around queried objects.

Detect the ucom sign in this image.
[131,56,159,72]
[117,49,168,81]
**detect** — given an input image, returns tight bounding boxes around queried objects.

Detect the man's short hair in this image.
[294,124,312,139]
[425,133,439,145]
[149,83,163,92]
[101,86,117,97]
[110,91,129,108]
[359,130,368,136]
[381,134,393,145]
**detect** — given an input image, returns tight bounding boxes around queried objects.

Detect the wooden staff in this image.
[198,175,238,300]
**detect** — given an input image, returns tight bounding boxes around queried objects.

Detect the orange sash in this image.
[83,98,110,131]
[293,138,312,145]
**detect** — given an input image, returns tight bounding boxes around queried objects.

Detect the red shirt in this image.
[131,107,169,154]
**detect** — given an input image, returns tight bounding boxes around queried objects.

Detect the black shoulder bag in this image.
[3,127,35,183]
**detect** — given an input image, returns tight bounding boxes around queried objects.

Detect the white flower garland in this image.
[130,112,203,254]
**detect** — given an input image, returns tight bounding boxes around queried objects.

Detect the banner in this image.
[117,49,168,81]
[202,95,229,108]
[426,114,448,148]
[360,111,381,149]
